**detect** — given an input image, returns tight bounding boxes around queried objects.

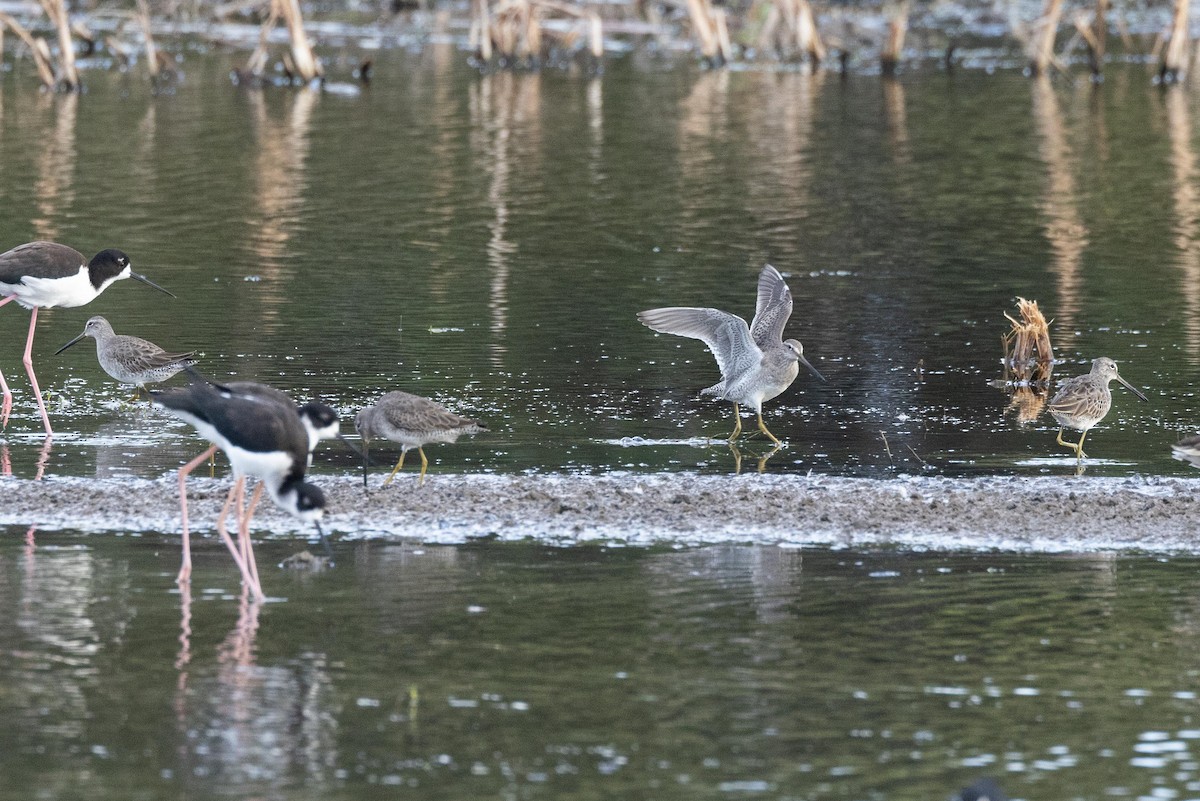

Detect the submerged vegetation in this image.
[0,0,1195,88]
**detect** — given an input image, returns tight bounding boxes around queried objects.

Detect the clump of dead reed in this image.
[754,0,824,67]
[681,0,731,66]
[242,0,323,84]
[999,297,1055,423]
[470,0,604,69]
[0,0,82,91]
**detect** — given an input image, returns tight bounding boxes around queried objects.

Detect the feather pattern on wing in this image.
[749,264,793,347]
[636,307,762,387]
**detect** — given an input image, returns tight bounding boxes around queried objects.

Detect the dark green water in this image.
[0,51,1196,478]
[5,532,1200,800]
[5,45,1200,800]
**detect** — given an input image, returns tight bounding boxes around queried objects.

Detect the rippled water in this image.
[4,43,1200,800]
[5,533,1200,800]
[0,51,1196,479]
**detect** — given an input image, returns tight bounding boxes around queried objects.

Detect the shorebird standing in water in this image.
[355,390,488,486]
[0,241,174,434]
[637,263,825,446]
[56,315,196,401]
[1048,356,1147,460]
[152,373,330,602]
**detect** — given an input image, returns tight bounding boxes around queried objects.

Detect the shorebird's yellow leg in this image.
[1055,428,1086,459]
[417,447,429,485]
[384,451,408,486]
[757,411,783,447]
[727,404,742,442]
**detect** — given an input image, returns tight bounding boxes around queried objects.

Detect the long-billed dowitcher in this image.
[55,315,197,401]
[1048,356,1147,460]
[152,372,327,602]
[355,390,488,486]
[637,263,825,446]
[0,242,174,435]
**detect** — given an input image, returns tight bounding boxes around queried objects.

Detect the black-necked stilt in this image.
[355,390,487,487]
[0,241,174,435]
[55,315,197,401]
[152,373,328,602]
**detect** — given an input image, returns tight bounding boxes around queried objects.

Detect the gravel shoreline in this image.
[2,472,1198,552]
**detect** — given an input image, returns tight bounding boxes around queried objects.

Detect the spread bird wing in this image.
[637,306,760,382]
[0,241,86,285]
[749,264,793,347]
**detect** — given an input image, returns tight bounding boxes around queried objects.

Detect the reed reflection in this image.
[32,93,77,242]
[883,76,911,168]
[1163,87,1200,360]
[469,73,542,368]
[1031,75,1086,329]
[243,87,318,338]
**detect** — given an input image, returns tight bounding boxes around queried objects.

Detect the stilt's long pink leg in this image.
[0,296,17,428]
[176,445,218,585]
[240,482,264,594]
[216,476,264,602]
[21,306,51,436]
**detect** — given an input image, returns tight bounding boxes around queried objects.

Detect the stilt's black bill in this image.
[132,271,176,298]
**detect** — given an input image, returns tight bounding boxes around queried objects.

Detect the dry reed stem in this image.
[1161,0,1191,82]
[1028,0,1063,76]
[685,0,722,62]
[277,0,321,81]
[475,0,604,65]
[0,12,56,87]
[795,0,823,63]
[881,1,908,74]
[471,0,493,60]
[758,0,823,65]
[714,7,732,61]
[104,35,130,66]
[36,0,78,89]
[246,0,281,76]
[135,0,159,79]
[1090,0,1108,71]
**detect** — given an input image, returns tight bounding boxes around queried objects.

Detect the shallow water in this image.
[5,532,1200,800]
[0,52,1196,479]
[4,40,1200,801]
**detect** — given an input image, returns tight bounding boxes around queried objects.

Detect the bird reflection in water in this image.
[728,442,783,474]
[0,437,54,480]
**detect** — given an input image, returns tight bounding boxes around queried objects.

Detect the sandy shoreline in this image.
[1,472,1198,552]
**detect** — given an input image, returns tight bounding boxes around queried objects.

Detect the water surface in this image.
[3,532,1200,800]
[0,53,1194,479]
